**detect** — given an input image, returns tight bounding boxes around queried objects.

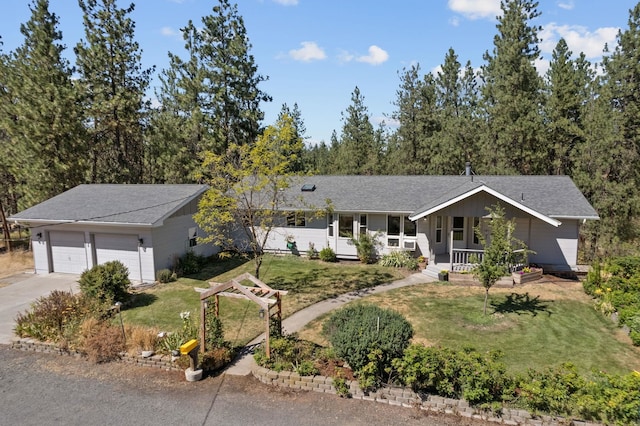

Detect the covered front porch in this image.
[424,249,528,279]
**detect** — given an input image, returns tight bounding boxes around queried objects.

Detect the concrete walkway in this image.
[0,273,80,344]
[224,272,436,376]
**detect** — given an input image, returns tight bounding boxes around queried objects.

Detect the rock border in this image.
[10,337,182,372]
[251,364,602,426]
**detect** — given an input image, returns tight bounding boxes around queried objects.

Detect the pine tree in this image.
[150,0,270,182]
[480,0,546,174]
[75,0,153,184]
[388,65,438,174]
[544,39,591,176]
[277,103,306,172]
[0,0,87,209]
[334,87,379,175]
[575,4,640,253]
[433,48,481,174]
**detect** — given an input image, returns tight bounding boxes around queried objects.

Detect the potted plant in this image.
[417,255,427,269]
[438,270,449,281]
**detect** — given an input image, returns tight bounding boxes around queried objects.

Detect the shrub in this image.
[204,310,226,351]
[306,242,319,259]
[155,269,176,283]
[253,334,321,373]
[347,232,382,264]
[319,246,336,262]
[518,363,583,417]
[174,251,206,276]
[79,318,125,363]
[14,290,108,346]
[126,325,159,353]
[322,304,413,374]
[378,250,419,270]
[392,345,513,407]
[201,347,234,372]
[79,260,131,304]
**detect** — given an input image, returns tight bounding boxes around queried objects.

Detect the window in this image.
[387,215,401,247]
[328,214,334,237]
[188,227,197,247]
[359,214,368,236]
[435,216,443,243]
[338,214,353,237]
[286,212,306,227]
[453,216,464,241]
[387,216,400,235]
[473,217,480,244]
[404,217,416,237]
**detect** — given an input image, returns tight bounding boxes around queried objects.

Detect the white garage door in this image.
[94,234,141,282]
[50,231,88,274]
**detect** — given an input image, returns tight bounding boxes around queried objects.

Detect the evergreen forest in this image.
[2,0,640,259]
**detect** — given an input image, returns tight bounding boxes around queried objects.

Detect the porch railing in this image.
[449,248,527,272]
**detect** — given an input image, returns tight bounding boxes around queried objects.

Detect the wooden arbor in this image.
[198,272,288,357]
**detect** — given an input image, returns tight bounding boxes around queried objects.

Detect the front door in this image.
[452,216,465,249]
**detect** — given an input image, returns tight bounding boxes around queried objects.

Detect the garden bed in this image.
[512,268,543,285]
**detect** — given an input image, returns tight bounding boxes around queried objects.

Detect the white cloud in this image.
[449,16,460,27]
[540,23,619,59]
[161,26,179,37]
[273,0,298,4]
[534,57,550,76]
[337,49,355,64]
[356,45,389,65]
[448,0,500,20]
[557,1,574,10]
[289,41,326,62]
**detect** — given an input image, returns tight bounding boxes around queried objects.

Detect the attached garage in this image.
[9,184,218,283]
[94,233,142,283]
[49,231,88,274]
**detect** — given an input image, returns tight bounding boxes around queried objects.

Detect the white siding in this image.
[151,200,217,274]
[528,219,579,268]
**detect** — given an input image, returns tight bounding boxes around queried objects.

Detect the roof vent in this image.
[301,184,316,192]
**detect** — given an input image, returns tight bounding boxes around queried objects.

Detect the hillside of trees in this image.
[2,0,640,259]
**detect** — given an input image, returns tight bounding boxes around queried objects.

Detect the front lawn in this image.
[121,254,405,346]
[299,280,640,375]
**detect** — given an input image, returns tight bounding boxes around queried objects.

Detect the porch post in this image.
[449,228,453,271]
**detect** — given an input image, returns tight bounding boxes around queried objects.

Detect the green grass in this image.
[301,283,640,376]
[121,254,406,346]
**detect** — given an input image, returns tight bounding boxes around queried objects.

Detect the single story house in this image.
[9,184,217,283]
[260,174,599,276]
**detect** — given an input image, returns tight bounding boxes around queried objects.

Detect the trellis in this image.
[197,272,288,357]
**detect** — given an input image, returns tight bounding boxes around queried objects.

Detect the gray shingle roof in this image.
[9,184,209,226]
[281,175,599,219]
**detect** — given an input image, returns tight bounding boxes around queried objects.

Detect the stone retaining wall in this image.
[11,338,182,372]
[251,364,601,426]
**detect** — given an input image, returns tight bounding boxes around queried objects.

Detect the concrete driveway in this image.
[0,273,79,344]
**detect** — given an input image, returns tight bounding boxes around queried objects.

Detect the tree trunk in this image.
[483,288,489,315]
[0,200,11,253]
[254,254,263,279]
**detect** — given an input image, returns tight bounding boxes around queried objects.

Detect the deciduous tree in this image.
[194,114,306,278]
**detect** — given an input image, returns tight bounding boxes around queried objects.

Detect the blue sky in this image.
[0,0,637,144]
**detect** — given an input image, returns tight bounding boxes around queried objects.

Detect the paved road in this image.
[0,346,490,426]
[0,273,79,344]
